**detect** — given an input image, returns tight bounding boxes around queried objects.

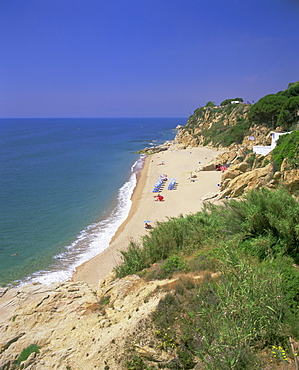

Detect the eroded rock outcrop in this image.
[1,273,203,370]
[220,164,274,198]
[199,149,299,199]
[0,269,224,370]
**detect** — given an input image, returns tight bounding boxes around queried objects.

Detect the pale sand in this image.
[71,147,223,289]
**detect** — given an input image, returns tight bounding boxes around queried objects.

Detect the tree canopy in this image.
[248,94,288,128]
[249,81,299,130]
[205,101,215,107]
[283,81,299,98]
[277,96,299,130]
[220,97,243,106]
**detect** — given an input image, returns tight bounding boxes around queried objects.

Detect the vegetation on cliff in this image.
[174,82,299,201]
[272,130,299,169]
[116,188,299,369]
[180,102,251,148]
[248,81,299,131]
[119,82,299,369]
[120,84,299,369]
[177,81,299,150]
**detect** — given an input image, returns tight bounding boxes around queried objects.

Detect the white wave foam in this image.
[20,163,140,286]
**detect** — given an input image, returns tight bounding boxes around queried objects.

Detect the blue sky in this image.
[0,0,298,118]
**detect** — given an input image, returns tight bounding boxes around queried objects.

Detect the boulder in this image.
[283,169,299,192]
[214,151,237,165]
[220,164,273,198]
[234,162,249,172]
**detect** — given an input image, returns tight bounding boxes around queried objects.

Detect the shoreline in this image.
[109,154,151,246]
[0,146,223,321]
[70,155,151,287]
[71,146,223,289]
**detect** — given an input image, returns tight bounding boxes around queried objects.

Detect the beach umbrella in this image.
[144,220,151,223]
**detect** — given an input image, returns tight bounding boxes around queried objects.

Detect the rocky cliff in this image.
[174,103,277,151]
[0,271,220,370]
[141,103,298,199]
[199,149,299,199]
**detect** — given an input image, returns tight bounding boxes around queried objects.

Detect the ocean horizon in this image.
[0,117,186,286]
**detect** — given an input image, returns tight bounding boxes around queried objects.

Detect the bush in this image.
[200,119,250,147]
[117,187,299,368]
[115,241,148,277]
[115,214,209,278]
[222,187,299,263]
[194,250,288,369]
[116,188,299,279]
[151,248,297,369]
[246,153,256,168]
[277,96,299,130]
[220,98,243,106]
[205,101,215,107]
[161,254,188,277]
[248,94,288,128]
[272,130,299,169]
[17,344,40,366]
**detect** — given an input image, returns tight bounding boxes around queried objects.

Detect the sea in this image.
[0,117,186,286]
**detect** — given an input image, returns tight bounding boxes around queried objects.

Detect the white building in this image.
[253,132,291,156]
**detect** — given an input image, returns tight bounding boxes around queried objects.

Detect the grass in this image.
[272,130,299,170]
[118,188,299,369]
[17,344,40,366]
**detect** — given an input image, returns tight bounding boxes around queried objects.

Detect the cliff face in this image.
[0,274,166,369]
[173,103,298,198]
[139,104,298,197]
[0,271,221,370]
[174,103,281,151]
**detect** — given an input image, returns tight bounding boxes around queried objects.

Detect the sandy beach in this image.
[72,146,223,289]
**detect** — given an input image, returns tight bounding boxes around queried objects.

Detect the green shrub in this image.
[188,252,219,272]
[272,130,299,169]
[17,344,40,366]
[248,82,299,129]
[200,119,250,147]
[117,187,299,368]
[126,355,151,370]
[205,101,215,107]
[220,98,243,106]
[220,188,299,263]
[161,254,188,277]
[194,249,294,369]
[116,188,299,279]
[115,214,210,278]
[248,94,288,128]
[151,247,298,369]
[115,241,148,277]
[277,96,299,130]
[246,153,256,168]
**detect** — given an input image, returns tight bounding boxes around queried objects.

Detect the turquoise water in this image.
[0,118,185,285]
